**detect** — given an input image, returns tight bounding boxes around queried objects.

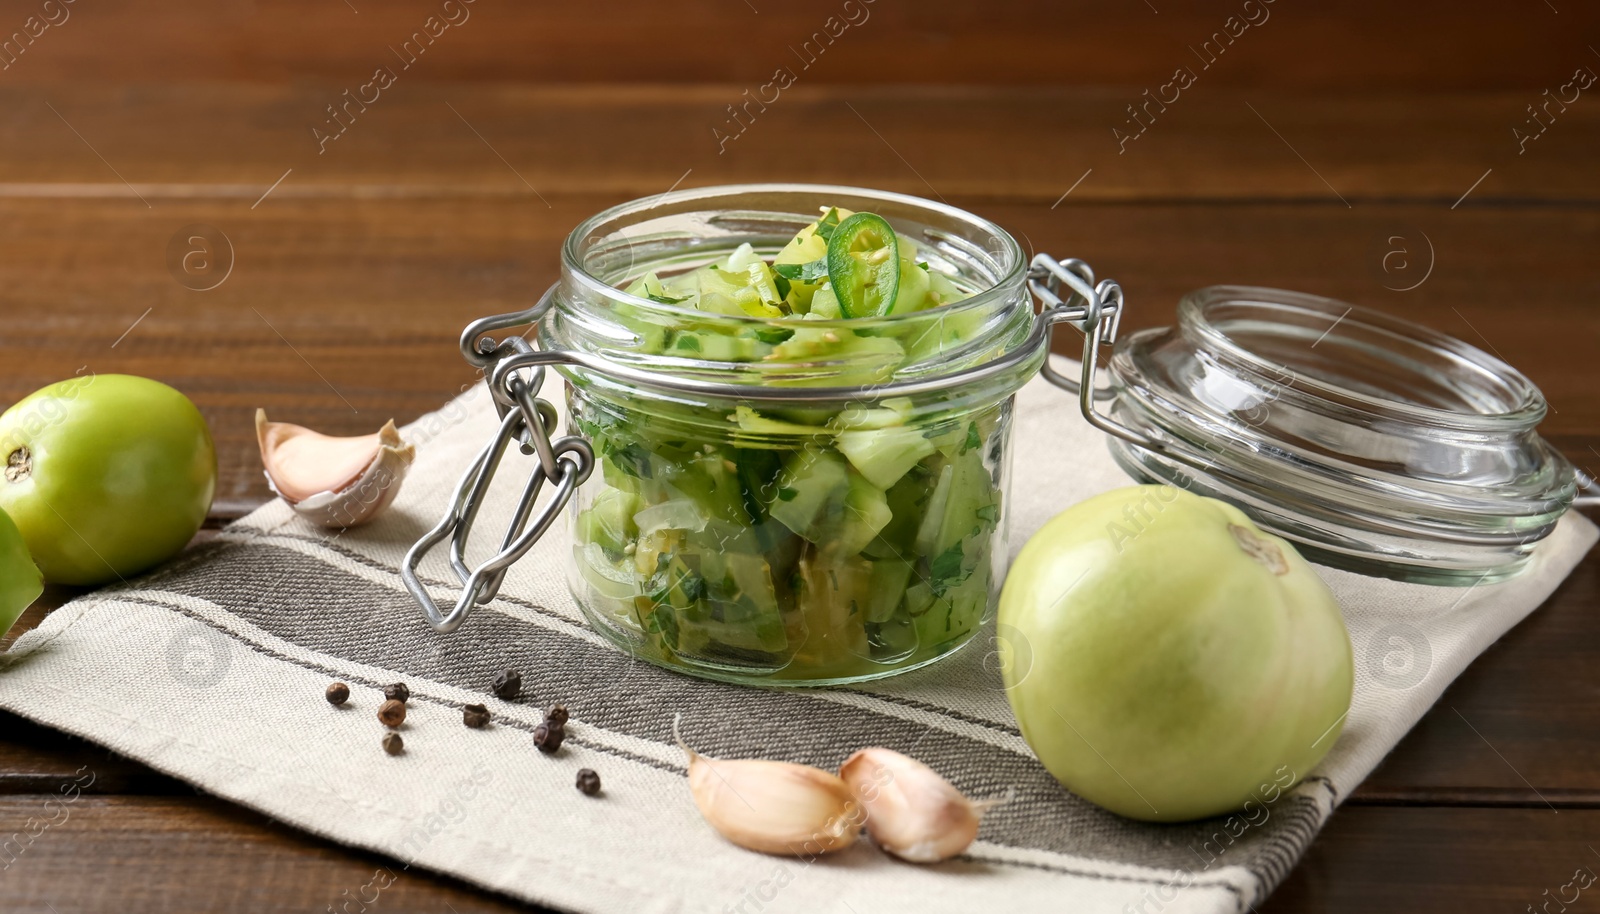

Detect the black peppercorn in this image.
[383,682,410,703]
[462,703,491,729]
[575,768,601,796]
[378,699,407,728]
[491,670,522,701]
[545,705,569,727]
[382,732,404,756]
[325,682,350,707]
[533,721,565,753]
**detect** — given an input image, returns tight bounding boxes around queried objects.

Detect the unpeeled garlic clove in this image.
[675,716,861,857]
[256,409,416,528]
[840,747,996,863]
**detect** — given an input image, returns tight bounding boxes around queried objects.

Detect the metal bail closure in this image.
[1028,252,1230,481]
[402,340,594,634]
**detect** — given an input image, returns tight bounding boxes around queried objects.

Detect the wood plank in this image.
[1262,806,1600,912]
[0,796,532,913]
[0,85,1596,203]
[0,793,1593,913]
[0,0,1596,91]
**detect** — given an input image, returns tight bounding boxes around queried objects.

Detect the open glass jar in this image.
[406,185,1051,686]
[543,186,1042,684]
[400,183,1595,686]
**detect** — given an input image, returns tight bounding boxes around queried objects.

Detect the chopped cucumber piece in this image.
[735,406,827,439]
[795,547,871,666]
[635,499,709,536]
[836,424,936,490]
[766,448,849,539]
[834,472,892,555]
[831,397,914,431]
[866,557,914,623]
[578,487,639,556]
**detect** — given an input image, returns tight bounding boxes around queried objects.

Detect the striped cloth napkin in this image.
[2,358,1593,914]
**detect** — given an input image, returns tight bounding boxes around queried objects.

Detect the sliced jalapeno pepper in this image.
[826,212,901,318]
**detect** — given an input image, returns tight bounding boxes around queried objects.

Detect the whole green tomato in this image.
[0,505,43,637]
[998,485,1352,822]
[0,374,216,586]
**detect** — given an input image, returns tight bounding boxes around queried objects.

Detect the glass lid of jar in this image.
[1056,282,1593,584]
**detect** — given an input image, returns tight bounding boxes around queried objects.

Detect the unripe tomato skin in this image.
[999,485,1353,823]
[0,374,216,586]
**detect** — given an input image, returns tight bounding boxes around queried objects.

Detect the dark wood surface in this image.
[2,2,1599,908]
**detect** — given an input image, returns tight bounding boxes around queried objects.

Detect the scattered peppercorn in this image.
[462,703,491,729]
[383,682,410,703]
[491,670,522,701]
[325,682,350,707]
[378,699,407,728]
[575,768,601,796]
[382,732,404,756]
[545,705,569,727]
[533,721,565,753]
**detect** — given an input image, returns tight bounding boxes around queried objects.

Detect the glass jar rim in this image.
[1175,285,1548,431]
[558,182,1029,328]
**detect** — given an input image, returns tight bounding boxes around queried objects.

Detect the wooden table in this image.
[1,3,1598,910]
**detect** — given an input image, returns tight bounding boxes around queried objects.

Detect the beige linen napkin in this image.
[1,357,1592,914]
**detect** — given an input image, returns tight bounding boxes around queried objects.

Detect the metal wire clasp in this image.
[401,324,594,634]
[1028,253,1175,455]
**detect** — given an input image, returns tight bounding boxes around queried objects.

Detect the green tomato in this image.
[998,485,1352,822]
[0,374,216,586]
[0,505,43,638]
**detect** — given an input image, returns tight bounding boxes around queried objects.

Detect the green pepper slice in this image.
[826,212,900,318]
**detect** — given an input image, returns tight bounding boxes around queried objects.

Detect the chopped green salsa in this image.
[569,207,1006,683]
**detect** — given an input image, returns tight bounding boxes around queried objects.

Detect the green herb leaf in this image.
[975,504,1000,524]
[961,422,982,454]
[773,259,830,284]
[611,442,654,479]
[674,334,702,352]
[680,571,706,604]
[754,327,794,346]
[776,486,798,502]
[815,207,842,241]
[647,292,689,305]
[917,261,930,272]
[772,273,792,301]
[655,606,680,649]
[928,542,969,596]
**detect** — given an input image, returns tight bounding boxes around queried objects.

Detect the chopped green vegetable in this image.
[567,205,1005,681]
[827,213,901,319]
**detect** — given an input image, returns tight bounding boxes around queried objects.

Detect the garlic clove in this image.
[675,716,861,857]
[840,747,997,864]
[256,409,416,528]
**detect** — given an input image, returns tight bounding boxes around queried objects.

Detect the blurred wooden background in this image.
[2,0,1597,89]
[1,2,1598,912]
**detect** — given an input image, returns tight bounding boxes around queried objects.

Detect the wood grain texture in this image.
[0,797,1594,913]
[0,1,1595,90]
[0,796,527,914]
[1262,807,1600,913]
[0,85,1596,203]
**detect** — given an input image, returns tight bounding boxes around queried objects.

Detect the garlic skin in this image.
[675,718,861,857]
[256,410,416,528]
[840,747,993,863]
